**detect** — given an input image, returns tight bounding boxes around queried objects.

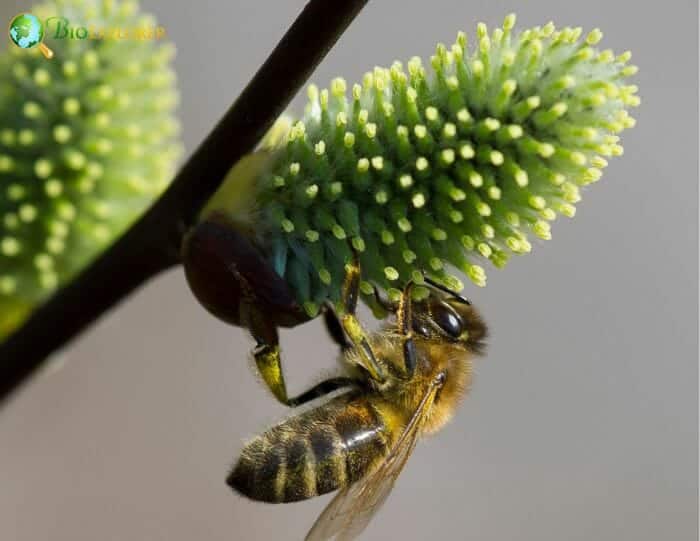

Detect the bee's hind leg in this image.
[337,253,386,384]
[252,314,357,407]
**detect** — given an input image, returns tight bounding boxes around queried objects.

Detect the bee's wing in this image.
[305,380,442,541]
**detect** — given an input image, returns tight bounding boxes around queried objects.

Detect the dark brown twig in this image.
[0,0,369,407]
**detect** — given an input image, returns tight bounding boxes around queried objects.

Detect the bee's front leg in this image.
[337,254,386,384]
[396,281,417,376]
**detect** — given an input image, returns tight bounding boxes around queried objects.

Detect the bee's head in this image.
[411,288,488,355]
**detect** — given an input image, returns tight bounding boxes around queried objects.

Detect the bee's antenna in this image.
[421,271,471,305]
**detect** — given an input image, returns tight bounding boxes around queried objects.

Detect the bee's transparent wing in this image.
[305,381,441,541]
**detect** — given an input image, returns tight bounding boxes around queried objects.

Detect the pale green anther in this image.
[414,124,428,138]
[460,144,475,160]
[506,237,522,252]
[19,204,37,222]
[332,224,346,239]
[357,158,370,173]
[305,230,320,242]
[1,237,21,256]
[480,36,490,54]
[533,220,552,240]
[352,83,362,100]
[514,169,529,187]
[457,108,472,124]
[53,125,72,143]
[18,129,35,146]
[584,168,603,183]
[371,156,384,170]
[622,65,639,77]
[384,266,400,281]
[65,150,87,170]
[538,143,555,158]
[318,269,332,285]
[490,150,504,166]
[307,84,319,102]
[0,276,17,294]
[306,184,319,198]
[281,219,295,233]
[399,174,414,189]
[432,228,447,241]
[381,230,395,245]
[559,203,577,218]
[484,118,500,131]
[461,235,475,251]
[502,79,517,96]
[481,224,495,239]
[398,250,414,264]
[425,107,439,122]
[476,201,491,217]
[597,49,615,63]
[331,77,347,96]
[507,125,523,139]
[23,101,41,119]
[290,162,301,176]
[34,253,53,271]
[45,179,63,197]
[344,132,355,148]
[488,186,502,200]
[529,195,546,210]
[49,220,70,238]
[472,59,484,76]
[365,123,377,138]
[336,112,347,127]
[351,237,366,252]
[477,243,492,258]
[375,190,389,204]
[506,212,520,227]
[590,156,608,169]
[570,151,587,166]
[443,123,457,138]
[416,157,429,171]
[502,50,516,66]
[429,257,443,271]
[314,141,326,155]
[469,170,483,188]
[466,264,486,287]
[586,28,603,45]
[7,184,25,200]
[441,149,455,165]
[551,102,567,117]
[503,13,516,30]
[0,156,13,172]
[412,193,426,208]
[34,159,53,179]
[34,68,50,87]
[540,208,556,221]
[398,218,412,233]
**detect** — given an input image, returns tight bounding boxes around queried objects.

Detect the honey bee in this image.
[227,257,487,540]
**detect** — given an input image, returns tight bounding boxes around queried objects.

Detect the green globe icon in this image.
[9,13,43,49]
[8,13,53,58]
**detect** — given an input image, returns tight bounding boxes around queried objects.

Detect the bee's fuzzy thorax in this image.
[208,14,639,317]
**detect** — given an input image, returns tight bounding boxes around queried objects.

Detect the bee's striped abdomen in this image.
[228,394,393,503]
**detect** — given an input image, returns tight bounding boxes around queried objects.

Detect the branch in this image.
[0,0,369,407]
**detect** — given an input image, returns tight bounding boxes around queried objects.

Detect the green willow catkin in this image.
[210,15,639,317]
[208,14,639,317]
[0,0,182,337]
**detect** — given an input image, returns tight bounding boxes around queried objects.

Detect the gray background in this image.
[0,1,697,540]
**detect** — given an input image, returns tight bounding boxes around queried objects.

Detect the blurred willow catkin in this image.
[0,0,183,338]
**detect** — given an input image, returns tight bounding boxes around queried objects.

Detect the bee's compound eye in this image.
[433,303,463,338]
